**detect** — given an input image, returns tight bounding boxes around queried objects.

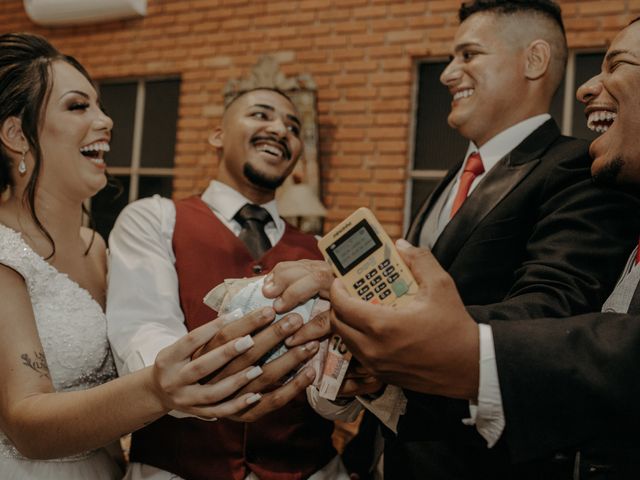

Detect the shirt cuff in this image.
[306,386,363,422]
[118,330,183,375]
[462,323,505,447]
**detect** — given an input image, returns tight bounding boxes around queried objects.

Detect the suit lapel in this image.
[431,120,562,269]
[405,163,462,244]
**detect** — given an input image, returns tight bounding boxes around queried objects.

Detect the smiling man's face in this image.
[577,20,640,185]
[440,12,530,147]
[212,89,303,201]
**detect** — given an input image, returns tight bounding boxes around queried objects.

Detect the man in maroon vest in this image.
[106,88,344,480]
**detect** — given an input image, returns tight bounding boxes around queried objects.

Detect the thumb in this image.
[395,239,446,290]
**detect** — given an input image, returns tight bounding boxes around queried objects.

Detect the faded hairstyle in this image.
[223,87,296,113]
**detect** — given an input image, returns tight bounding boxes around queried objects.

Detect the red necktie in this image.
[635,236,640,265]
[450,152,485,219]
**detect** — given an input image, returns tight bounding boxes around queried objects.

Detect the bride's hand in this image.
[149,306,317,421]
[149,307,275,419]
[194,307,321,422]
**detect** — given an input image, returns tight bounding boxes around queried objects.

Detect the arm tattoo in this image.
[21,351,50,378]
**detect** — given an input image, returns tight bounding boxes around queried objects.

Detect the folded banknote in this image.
[203,277,327,385]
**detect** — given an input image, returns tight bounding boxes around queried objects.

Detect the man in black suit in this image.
[329,18,640,477]
[263,1,640,479]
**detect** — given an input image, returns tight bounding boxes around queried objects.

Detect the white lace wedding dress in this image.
[0,224,122,479]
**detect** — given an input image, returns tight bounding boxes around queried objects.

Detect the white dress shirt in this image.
[107,180,348,480]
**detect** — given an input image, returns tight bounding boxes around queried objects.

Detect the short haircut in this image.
[459,0,567,94]
[224,87,295,113]
[459,0,564,34]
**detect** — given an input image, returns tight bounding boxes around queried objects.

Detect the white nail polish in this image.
[246,393,262,404]
[235,335,254,352]
[223,308,244,325]
[246,366,263,380]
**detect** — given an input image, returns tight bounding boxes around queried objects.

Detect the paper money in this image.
[318,333,352,400]
[203,276,317,367]
[304,298,354,400]
[203,277,258,313]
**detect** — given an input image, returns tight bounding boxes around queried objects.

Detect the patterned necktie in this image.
[234,204,273,260]
[450,152,485,219]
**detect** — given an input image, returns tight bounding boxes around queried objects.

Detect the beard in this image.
[592,156,625,187]
[243,162,287,190]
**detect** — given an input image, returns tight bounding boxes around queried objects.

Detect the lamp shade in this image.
[277,183,327,218]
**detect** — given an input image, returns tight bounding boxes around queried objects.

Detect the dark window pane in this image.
[572,52,604,142]
[138,175,173,199]
[410,178,442,220]
[92,175,130,242]
[99,83,136,168]
[140,79,180,168]
[413,62,467,171]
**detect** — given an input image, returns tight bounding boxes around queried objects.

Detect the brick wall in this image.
[2,0,638,237]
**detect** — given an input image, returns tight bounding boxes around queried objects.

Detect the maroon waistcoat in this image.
[130,196,336,480]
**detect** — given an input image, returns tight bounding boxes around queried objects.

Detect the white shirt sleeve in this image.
[462,323,505,447]
[106,195,187,376]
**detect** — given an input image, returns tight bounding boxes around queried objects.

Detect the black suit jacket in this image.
[385,120,640,479]
[490,280,640,479]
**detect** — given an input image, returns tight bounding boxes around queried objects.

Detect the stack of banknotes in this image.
[203,276,351,400]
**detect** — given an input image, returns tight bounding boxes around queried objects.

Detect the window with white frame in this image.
[91,77,181,241]
[406,51,604,226]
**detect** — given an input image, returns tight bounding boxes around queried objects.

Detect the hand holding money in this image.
[263,263,355,401]
[204,276,319,368]
[189,306,320,422]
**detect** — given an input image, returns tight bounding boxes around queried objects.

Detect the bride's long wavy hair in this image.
[0,33,97,258]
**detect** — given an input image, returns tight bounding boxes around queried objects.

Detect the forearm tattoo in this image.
[21,351,50,378]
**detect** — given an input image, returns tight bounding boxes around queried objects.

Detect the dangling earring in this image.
[18,149,27,176]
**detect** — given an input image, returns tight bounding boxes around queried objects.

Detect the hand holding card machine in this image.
[318,207,417,306]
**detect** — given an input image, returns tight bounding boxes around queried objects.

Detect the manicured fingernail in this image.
[396,238,412,250]
[264,274,274,288]
[222,308,243,325]
[282,314,302,331]
[304,368,316,380]
[284,334,297,346]
[246,393,262,404]
[235,335,254,352]
[261,307,275,319]
[302,340,319,352]
[246,366,263,380]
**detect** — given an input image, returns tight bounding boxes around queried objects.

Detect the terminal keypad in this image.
[352,258,409,303]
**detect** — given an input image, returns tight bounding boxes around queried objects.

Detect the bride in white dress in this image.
[0,33,318,480]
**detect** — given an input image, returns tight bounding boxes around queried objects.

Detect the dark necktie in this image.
[450,152,485,219]
[235,204,273,260]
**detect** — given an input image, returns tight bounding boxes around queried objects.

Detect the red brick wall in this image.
[2,0,638,237]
